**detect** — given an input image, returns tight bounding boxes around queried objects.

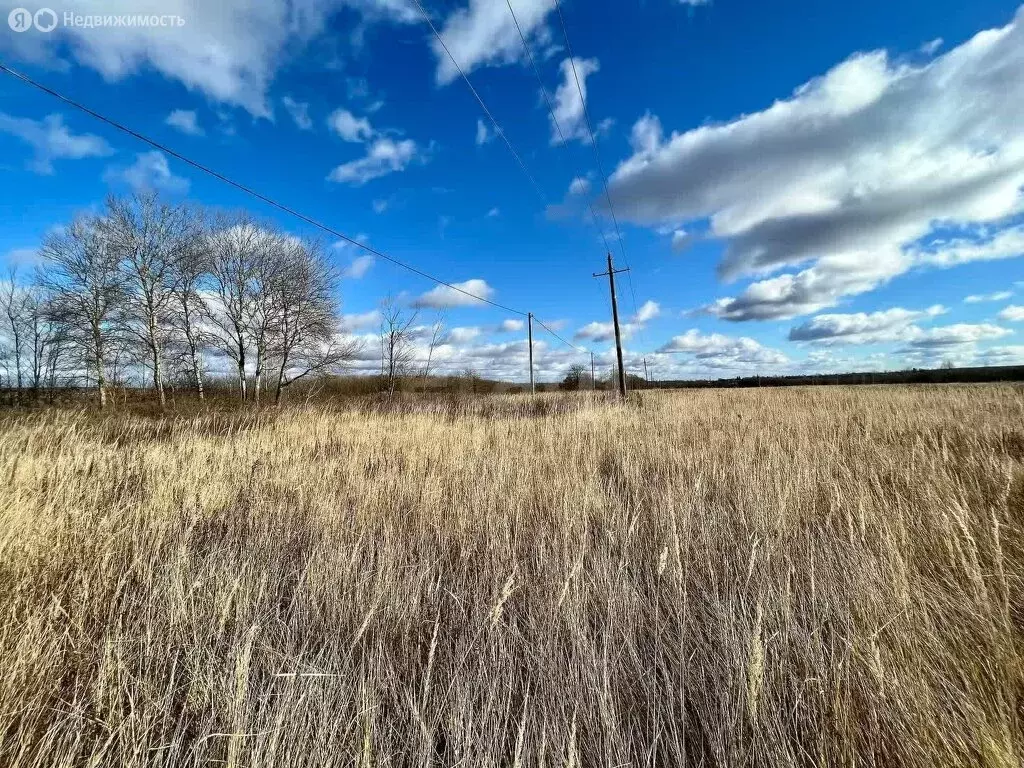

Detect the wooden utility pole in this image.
[527,312,535,395]
[593,253,629,399]
[643,357,649,385]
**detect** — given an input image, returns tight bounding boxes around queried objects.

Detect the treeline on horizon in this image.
[655,364,1024,389]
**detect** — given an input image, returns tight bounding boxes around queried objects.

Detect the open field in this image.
[1,386,1022,767]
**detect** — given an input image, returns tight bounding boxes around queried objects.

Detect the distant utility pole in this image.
[593,252,629,399]
[591,351,596,391]
[527,312,535,395]
[643,357,650,385]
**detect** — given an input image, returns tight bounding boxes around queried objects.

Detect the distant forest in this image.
[653,365,1024,390]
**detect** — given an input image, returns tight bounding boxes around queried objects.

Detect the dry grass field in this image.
[0,385,1022,767]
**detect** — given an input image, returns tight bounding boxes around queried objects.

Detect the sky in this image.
[1,0,1023,382]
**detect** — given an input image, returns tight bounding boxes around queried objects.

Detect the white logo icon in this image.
[34,8,57,32]
[8,8,32,31]
[7,7,57,32]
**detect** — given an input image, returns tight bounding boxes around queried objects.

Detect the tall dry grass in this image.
[0,386,1022,767]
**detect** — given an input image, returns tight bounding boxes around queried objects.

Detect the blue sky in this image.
[1,0,1023,381]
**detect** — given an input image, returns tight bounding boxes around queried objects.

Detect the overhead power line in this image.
[549,0,651,369]
[0,61,527,318]
[410,0,547,203]
[503,0,613,256]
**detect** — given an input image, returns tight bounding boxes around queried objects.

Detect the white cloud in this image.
[445,326,482,345]
[921,38,944,55]
[977,345,1024,365]
[905,323,1011,347]
[432,0,554,84]
[498,319,525,333]
[282,96,313,130]
[327,137,420,185]
[568,176,590,195]
[658,330,789,368]
[412,278,495,309]
[998,305,1024,322]
[342,255,374,279]
[550,57,601,144]
[608,8,1024,319]
[671,229,692,252]
[372,198,390,214]
[575,300,660,342]
[104,151,189,194]
[0,112,112,174]
[327,108,375,142]
[0,1,420,118]
[165,109,203,136]
[634,300,661,324]
[487,207,500,218]
[340,309,382,332]
[475,118,492,146]
[788,305,947,345]
[964,291,1013,303]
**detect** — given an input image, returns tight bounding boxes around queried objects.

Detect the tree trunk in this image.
[93,323,107,409]
[149,319,166,409]
[193,355,205,401]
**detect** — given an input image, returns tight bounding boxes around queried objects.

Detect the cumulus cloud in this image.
[0,0,419,118]
[0,112,112,174]
[342,255,374,279]
[340,309,382,332]
[550,57,601,144]
[905,323,1011,348]
[965,291,1013,303]
[498,319,525,333]
[412,278,495,309]
[327,137,421,185]
[575,300,660,342]
[607,8,1024,319]
[998,305,1024,321]
[445,326,482,345]
[104,151,189,194]
[788,306,947,345]
[432,0,554,84]
[282,96,312,130]
[657,330,789,369]
[165,109,203,136]
[327,108,375,142]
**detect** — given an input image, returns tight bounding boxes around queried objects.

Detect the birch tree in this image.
[167,234,212,400]
[207,214,265,402]
[268,239,356,404]
[37,217,126,407]
[104,194,200,408]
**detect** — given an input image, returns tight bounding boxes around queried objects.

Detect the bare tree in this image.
[20,284,67,398]
[37,216,127,408]
[0,269,27,401]
[268,239,356,405]
[379,297,419,399]
[206,214,267,402]
[167,229,212,401]
[103,194,201,408]
[421,314,447,381]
